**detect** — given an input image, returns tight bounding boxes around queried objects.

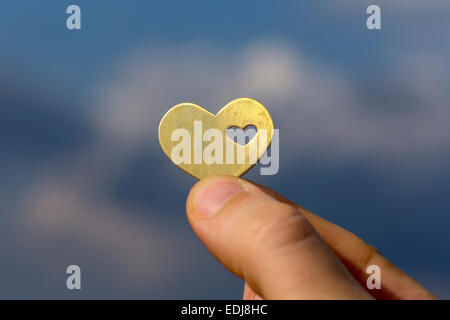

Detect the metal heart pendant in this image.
[159,97,274,179]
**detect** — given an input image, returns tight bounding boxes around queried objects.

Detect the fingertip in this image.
[187,175,246,220]
[185,176,372,299]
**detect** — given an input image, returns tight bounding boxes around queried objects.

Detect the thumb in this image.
[186,175,372,299]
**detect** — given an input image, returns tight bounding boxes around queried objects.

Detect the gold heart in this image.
[158,97,274,179]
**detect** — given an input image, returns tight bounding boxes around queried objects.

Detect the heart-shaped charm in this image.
[159,97,274,179]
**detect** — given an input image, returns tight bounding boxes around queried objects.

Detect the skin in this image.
[186,174,436,300]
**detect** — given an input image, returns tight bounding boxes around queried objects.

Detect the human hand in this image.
[186,175,436,300]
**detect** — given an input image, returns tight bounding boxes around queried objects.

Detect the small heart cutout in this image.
[227,125,257,146]
[158,98,274,179]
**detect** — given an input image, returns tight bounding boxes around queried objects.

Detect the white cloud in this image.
[16,174,186,288]
[93,39,450,178]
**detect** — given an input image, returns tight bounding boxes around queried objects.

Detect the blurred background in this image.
[1,0,450,298]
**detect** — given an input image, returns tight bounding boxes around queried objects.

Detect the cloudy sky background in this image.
[1,1,450,298]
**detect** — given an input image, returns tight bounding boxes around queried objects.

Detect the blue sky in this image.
[0,1,385,84]
[1,1,450,298]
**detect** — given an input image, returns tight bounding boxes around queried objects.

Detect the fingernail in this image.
[192,178,245,219]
